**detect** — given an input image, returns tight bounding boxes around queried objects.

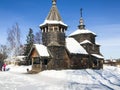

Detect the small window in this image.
[54,27,58,31]
[34,57,40,64]
[49,27,53,31]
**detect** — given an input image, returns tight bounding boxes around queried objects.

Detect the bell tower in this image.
[40,0,67,46]
[39,0,69,69]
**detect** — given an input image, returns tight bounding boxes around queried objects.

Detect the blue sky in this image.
[0,0,120,59]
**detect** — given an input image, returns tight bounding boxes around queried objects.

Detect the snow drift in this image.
[0,65,120,90]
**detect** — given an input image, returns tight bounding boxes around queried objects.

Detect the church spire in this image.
[46,0,62,21]
[52,0,56,5]
[40,0,67,27]
[78,8,85,29]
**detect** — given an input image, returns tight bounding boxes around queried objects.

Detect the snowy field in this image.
[0,65,120,90]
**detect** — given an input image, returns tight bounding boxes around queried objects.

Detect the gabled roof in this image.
[66,38,88,55]
[69,29,96,37]
[40,0,67,27]
[29,44,50,57]
[48,41,60,46]
[34,44,50,57]
[80,40,92,45]
[91,54,104,59]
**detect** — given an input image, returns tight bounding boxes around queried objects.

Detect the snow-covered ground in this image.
[0,65,120,90]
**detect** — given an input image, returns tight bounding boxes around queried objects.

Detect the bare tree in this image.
[34,31,42,44]
[7,23,21,57]
[0,45,8,60]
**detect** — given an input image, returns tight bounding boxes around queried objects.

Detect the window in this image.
[54,27,58,31]
[33,57,40,64]
[49,27,53,31]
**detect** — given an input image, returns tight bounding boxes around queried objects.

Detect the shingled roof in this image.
[66,38,88,55]
[40,0,67,27]
[46,0,62,21]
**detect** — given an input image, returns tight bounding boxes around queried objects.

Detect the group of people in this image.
[0,63,6,71]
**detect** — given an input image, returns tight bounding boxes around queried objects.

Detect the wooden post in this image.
[32,58,34,68]
[40,59,42,71]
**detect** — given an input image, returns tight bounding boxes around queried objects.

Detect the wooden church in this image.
[28,0,104,73]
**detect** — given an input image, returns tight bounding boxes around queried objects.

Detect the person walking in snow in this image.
[2,63,6,71]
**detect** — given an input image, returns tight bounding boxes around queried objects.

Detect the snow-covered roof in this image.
[4,58,13,61]
[66,38,88,54]
[96,42,100,46]
[15,56,26,61]
[5,56,26,62]
[80,40,92,44]
[33,44,50,57]
[91,54,104,59]
[40,20,67,27]
[112,60,117,62]
[69,29,96,36]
